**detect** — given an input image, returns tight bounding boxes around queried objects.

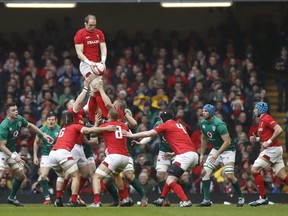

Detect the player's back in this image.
[154,119,196,154]
[100,120,129,156]
[52,124,83,152]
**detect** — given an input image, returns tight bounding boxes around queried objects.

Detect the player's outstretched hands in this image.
[11,152,25,165]
[124,130,132,138]
[250,135,257,143]
[131,140,141,146]
[89,62,98,74]
[107,125,117,131]
[43,133,54,144]
[94,113,102,126]
[84,79,91,89]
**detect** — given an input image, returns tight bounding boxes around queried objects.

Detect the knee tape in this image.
[95,168,109,177]
[65,163,78,176]
[224,165,234,174]
[57,177,65,183]
[156,164,169,173]
[202,163,214,181]
[253,157,270,169]
[273,161,285,174]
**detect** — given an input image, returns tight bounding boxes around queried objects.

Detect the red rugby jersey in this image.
[154,120,196,154]
[74,28,105,62]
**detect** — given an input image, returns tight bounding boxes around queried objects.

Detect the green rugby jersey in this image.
[200,116,235,151]
[154,120,173,152]
[37,124,60,155]
[0,115,28,152]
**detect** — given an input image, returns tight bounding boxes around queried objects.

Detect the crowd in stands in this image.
[0,11,288,199]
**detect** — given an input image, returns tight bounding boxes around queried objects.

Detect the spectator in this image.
[274,47,288,112]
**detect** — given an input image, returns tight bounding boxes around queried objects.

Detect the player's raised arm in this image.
[81,125,116,134]
[126,129,158,139]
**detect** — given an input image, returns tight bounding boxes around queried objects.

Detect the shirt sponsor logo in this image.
[207,132,213,138]
[87,40,99,44]
[13,131,19,137]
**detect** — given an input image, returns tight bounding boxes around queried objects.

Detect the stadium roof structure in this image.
[2,0,288,9]
[2,0,288,3]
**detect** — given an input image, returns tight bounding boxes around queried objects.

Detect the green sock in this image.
[39,179,50,198]
[130,178,146,198]
[158,180,169,201]
[231,181,243,198]
[67,184,72,196]
[202,180,211,201]
[106,182,119,202]
[9,178,23,199]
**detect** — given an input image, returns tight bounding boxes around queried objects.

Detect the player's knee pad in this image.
[95,168,109,178]
[123,163,134,173]
[202,163,214,181]
[57,176,65,183]
[224,165,234,174]
[11,163,23,171]
[253,157,270,171]
[273,161,285,174]
[168,164,184,178]
[156,164,169,173]
[65,164,78,176]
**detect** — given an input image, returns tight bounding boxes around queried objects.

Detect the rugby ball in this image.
[93,62,105,75]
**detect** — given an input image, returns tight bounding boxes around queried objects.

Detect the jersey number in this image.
[176,123,187,134]
[115,126,123,139]
[58,128,66,138]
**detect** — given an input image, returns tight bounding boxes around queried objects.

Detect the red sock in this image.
[78,177,87,193]
[95,92,108,118]
[71,194,77,203]
[119,182,128,200]
[56,190,63,198]
[94,193,100,204]
[100,181,106,191]
[283,176,288,185]
[62,179,69,192]
[160,183,170,198]
[88,96,97,124]
[169,182,188,201]
[253,172,266,198]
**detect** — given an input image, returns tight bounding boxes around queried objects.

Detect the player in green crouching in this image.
[0,103,52,206]
[197,104,244,207]
[33,111,60,205]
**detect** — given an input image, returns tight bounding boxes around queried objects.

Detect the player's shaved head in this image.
[108,108,119,120]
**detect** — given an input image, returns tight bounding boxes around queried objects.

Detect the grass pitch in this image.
[0,204,287,216]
